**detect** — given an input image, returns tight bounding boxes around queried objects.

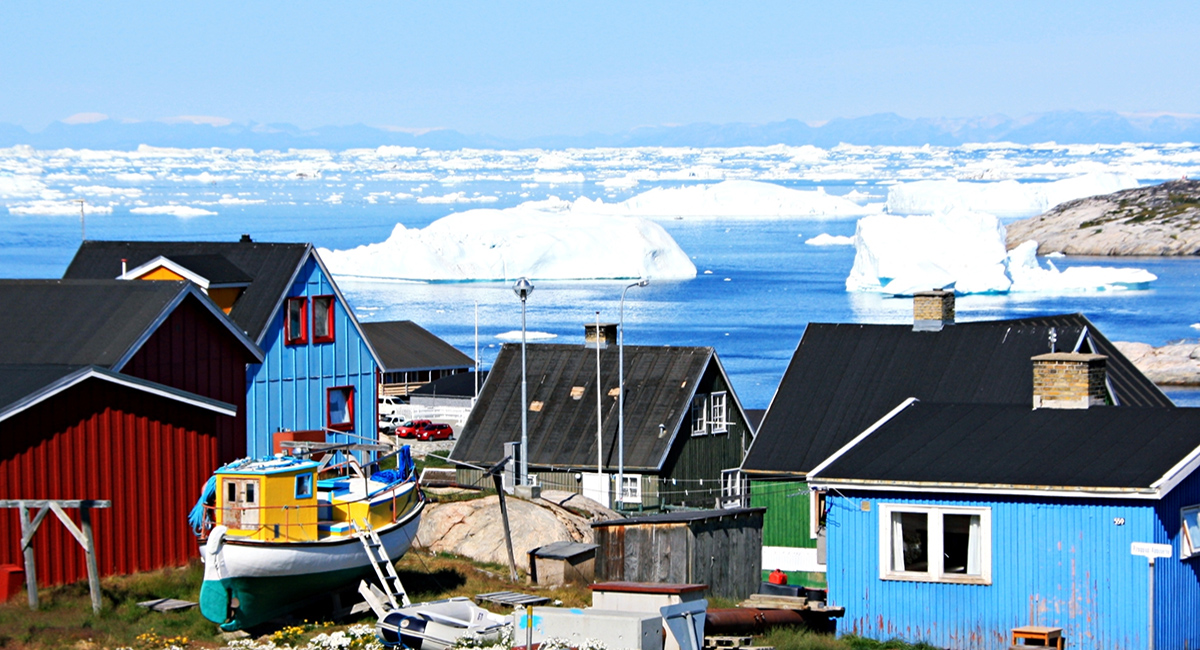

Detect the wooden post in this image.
[80,505,101,613]
[491,473,519,583]
[3,500,111,613]
[18,503,44,610]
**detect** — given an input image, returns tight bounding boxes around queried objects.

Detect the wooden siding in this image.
[661,364,748,508]
[750,479,812,548]
[1152,463,1200,649]
[122,295,249,462]
[246,256,377,457]
[0,379,223,586]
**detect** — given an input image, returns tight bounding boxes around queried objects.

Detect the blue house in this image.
[64,238,382,457]
[808,353,1200,649]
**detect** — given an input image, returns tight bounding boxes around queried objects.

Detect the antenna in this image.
[77,199,86,241]
[1048,327,1058,353]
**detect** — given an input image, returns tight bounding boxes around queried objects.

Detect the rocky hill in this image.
[1006,179,1200,255]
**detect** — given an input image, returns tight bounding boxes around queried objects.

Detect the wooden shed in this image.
[527,541,597,586]
[592,508,764,600]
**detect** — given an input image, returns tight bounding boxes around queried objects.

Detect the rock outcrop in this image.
[1006,179,1200,255]
[1113,340,1200,385]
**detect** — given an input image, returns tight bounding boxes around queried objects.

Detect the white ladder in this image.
[353,519,410,609]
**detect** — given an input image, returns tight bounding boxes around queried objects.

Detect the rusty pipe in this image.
[703,608,813,635]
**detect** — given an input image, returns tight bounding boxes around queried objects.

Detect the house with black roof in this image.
[741,291,1169,587]
[807,375,1200,648]
[63,238,383,457]
[450,324,753,510]
[360,320,474,397]
[0,279,261,588]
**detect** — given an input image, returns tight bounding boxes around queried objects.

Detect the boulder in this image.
[1113,340,1200,385]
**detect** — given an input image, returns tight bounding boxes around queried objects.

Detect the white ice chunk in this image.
[495,330,558,341]
[9,200,113,216]
[805,234,855,246]
[320,206,697,282]
[0,175,48,199]
[886,172,1140,218]
[1006,240,1157,292]
[583,180,873,219]
[129,205,217,218]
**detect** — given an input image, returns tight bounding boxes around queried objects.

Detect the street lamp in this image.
[513,277,534,487]
[617,277,648,508]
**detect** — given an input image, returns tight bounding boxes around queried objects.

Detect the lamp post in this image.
[617,278,648,508]
[513,277,534,487]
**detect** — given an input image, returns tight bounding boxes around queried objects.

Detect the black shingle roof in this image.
[361,321,473,372]
[450,343,715,471]
[742,314,1170,476]
[0,279,190,367]
[809,402,1200,492]
[63,240,309,341]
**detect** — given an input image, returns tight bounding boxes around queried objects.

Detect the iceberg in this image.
[886,172,1139,218]
[805,234,855,246]
[582,179,874,219]
[320,205,697,282]
[847,211,1157,295]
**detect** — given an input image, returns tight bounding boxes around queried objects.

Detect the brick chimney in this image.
[584,323,618,349]
[913,290,955,332]
[1032,353,1108,409]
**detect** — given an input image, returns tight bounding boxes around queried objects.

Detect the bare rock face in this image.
[1006,179,1200,255]
[1113,340,1200,385]
[413,492,616,571]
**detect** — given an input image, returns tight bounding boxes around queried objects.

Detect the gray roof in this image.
[361,321,473,372]
[592,507,766,528]
[63,240,310,340]
[450,343,718,472]
[742,313,1170,477]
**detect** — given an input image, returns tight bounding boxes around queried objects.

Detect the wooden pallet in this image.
[704,636,752,647]
[474,590,551,608]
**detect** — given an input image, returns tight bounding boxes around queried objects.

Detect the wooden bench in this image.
[1012,625,1064,649]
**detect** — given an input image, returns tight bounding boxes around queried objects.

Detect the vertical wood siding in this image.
[750,479,812,547]
[1151,467,1200,649]
[827,491,1155,650]
[0,380,220,586]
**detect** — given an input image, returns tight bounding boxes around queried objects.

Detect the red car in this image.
[416,423,454,441]
[395,419,431,439]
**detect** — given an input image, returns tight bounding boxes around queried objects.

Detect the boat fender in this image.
[378,612,426,649]
[206,525,228,557]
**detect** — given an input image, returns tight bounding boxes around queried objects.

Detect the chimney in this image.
[1032,353,1108,409]
[584,323,618,349]
[913,289,955,332]
[240,234,253,243]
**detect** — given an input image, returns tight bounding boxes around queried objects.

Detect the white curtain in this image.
[892,513,906,571]
[966,514,981,575]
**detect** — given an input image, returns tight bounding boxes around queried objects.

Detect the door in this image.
[223,478,261,531]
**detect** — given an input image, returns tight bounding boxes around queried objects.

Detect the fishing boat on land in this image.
[190,445,424,631]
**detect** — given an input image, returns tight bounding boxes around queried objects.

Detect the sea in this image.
[2,143,1199,408]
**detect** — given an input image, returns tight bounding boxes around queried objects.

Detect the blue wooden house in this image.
[808,353,1200,649]
[64,237,382,457]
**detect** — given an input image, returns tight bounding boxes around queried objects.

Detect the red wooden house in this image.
[0,280,261,587]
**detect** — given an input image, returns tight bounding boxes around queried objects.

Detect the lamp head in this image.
[513,277,534,301]
[636,278,649,288]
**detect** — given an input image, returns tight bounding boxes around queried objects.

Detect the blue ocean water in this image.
[2,144,1199,408]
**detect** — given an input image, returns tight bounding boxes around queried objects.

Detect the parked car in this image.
[395,419,432,439]
[378,395,403,417]
[416,423,454,441]
[379,413,402,435]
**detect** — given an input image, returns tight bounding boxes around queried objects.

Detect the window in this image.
[1182,505,1200,559]
[312,295,335,343]
[710,391,728,433]
[691,395,708,436]
[295,473,314,499]
[285,297,307,345]
[619,474,642,504]
[879,504,991,584]
[327,386,354,431]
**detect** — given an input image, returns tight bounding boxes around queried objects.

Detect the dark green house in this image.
[451,326,752,511]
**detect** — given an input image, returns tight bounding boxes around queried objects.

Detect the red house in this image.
[0,280,262,586]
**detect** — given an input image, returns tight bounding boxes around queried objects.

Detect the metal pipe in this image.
[617,278,647,508]
[703,608,813,635]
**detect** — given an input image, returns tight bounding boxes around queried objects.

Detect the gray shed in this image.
[591,508,764,600]
[528,541,598,586]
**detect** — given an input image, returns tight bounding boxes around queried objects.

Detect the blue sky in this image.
[2,1,1198,137]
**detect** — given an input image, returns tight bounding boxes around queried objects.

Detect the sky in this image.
[1,1,1198,138]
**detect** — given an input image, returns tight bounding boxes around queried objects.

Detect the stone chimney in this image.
[584,323,618,349]
[913,290,955,332]
[1032,353,1108,409]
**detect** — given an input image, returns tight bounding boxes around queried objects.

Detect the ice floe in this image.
[885,172,1140,218]
[583,180,874,219]
[805,234,855,246]
[129,205,217,218]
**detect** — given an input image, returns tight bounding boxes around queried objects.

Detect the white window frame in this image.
[620,474,643,504]
[1182,504,1200,559]
[809,490,827,540]
[878,503,992,585]
[691,394,708,436]
[710,391,728,433]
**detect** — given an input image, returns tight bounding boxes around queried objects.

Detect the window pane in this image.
[286,298,306,342]
[328,388,351,425]
[245,482,256,504]
[892,512,928,572]
[943,514,981,574]
[313,296,332,339]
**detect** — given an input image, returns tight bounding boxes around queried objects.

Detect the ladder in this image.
[353,519,410,609]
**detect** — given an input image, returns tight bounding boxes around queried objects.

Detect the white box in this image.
[511,607,663,650]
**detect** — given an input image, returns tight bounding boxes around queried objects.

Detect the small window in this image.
[620,474,642,504]
[879,504,991,584]
[711,391,728,433]
[691,395,708,436]
[312,295,335,343]
[1182,505,1200,559]
[295,473,314,499]
[285,297,308,345]
[327,386,354,431]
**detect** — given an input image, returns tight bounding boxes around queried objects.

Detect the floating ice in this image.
[495,330,558,341]
[805,234,855,246]
[847,210,1157,295]
[886,172,1140,218]
[9,200,113,216]
[129,205,216,218]
[320,205,697,282]
[581,180,874,219]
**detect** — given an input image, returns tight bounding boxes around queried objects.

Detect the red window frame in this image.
[285,297,308,345]
[326,385,355,431]
[312,295,336,344]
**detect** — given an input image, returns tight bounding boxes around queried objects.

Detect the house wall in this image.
[827,490,1155,650]
[246,256,377,457]
[661,365,749,508]
[749,478,826,586]
[0,379,223,586]
[1152,466,1200,649]
[122,295,250,462]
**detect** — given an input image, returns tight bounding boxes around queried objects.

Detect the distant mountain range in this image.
[2,111,1199,151]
